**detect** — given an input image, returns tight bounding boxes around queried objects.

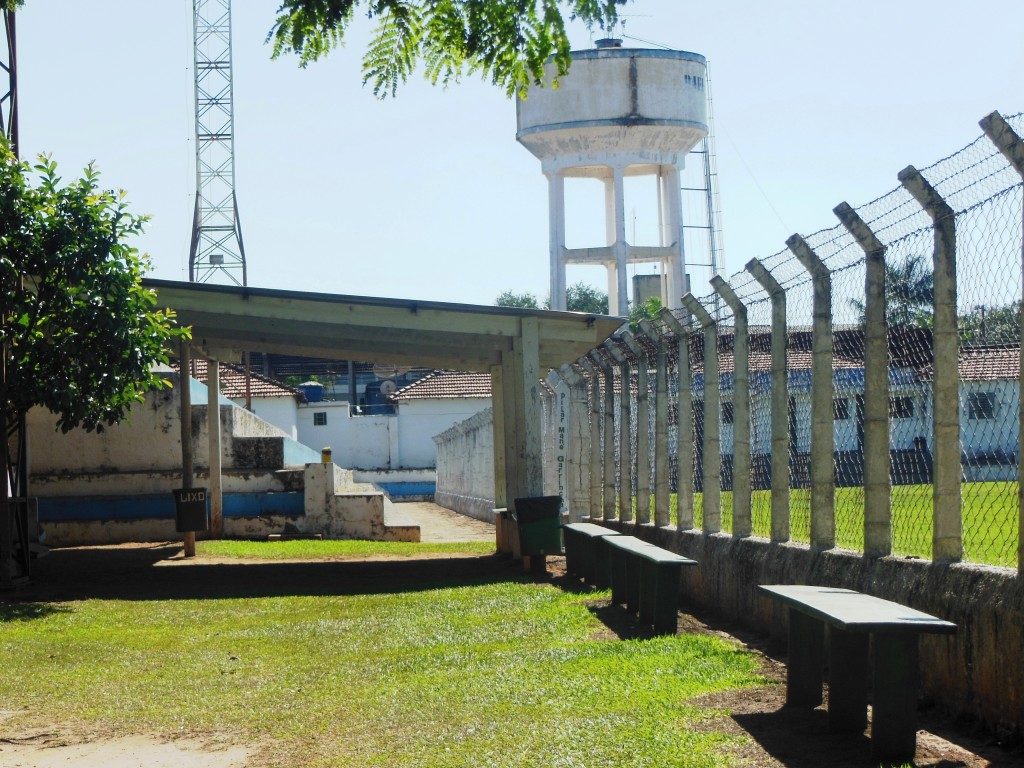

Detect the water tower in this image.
[516,41,708,314]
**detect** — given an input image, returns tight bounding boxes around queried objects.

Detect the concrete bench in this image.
[607,536,697,634]
[759,584,956,763]
[562,522,620,587]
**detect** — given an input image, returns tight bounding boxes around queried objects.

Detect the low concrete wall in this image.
[609,521,1024,739]
[433,409,495,522]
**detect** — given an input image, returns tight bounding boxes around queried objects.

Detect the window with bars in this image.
[966,391,996,420]
[313,411,327,426]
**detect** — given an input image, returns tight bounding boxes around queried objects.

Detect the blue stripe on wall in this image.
[378,482,436,498]
[39,492,305,523]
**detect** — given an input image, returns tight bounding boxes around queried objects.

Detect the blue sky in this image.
[17,0,1024,307]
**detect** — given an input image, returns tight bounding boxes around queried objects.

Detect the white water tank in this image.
[517,44,708,167]
[515,42,710,315]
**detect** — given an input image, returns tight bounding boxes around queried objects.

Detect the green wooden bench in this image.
[606,536,698,634]
[562,522,621,587]
[759,584,956,763]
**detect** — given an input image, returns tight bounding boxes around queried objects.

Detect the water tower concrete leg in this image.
[612,167,628,315]
[547,172,567,311]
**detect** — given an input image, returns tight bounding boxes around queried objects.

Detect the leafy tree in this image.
[495,289,540,309]
[0,143,188,436]
[267,0,630,97]
[850,254,934,329]
[564,281,608,314]
[629,296,662,331]
[960,301,1020,344]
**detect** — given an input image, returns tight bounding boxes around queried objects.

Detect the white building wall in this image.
[433,409,495,521]
[396,398,490,469]
[297,402,393,469]
[230,396,298,440]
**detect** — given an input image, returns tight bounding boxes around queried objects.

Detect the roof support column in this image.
[490,364,510,552]
[747,258,790,542]
[900,166,961,563]
[207,358,224,539]
[515,317,544,499]
[683,294,721,534]
[788,235,835,551]
[979,110,1024,575]
[579,359,604,521]
[712,276,751,538]
[836,202,891,558]
[178,340,196,558]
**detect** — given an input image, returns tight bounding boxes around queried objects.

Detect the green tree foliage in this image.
[495,289,540,309]
[628,296,662,331]
[564,281,608,314]
[0,144,188,434]
[266,0,630,97]
[960,301,1020,344]
[850,254,934,329]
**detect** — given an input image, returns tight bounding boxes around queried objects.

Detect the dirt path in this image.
[393,501,494,542]
[0,731,250,768]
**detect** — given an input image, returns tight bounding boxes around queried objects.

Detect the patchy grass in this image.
[197,539,495,560]
[647,480,1018,568]
[0,579,764,767]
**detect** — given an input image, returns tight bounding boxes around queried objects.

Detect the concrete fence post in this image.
[788,235,836,551]
[606,340,633,523]
[835,202,892,558]
[980,111,1024,575]
[578,358,604,521]
[590,350,617,522]
[711,276,752,538]
[622,332,652,524]
[683,294,721,534]
[639,319,671,527]
[557,364,590,521]
[660,307,695,530]
[899,165,962,563]
[746,258,790,542]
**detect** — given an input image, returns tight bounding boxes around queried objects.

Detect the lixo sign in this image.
[172,487,210,533]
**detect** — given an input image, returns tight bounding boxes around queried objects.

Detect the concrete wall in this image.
[297,397,489,471]
[434,409,495,522]
[230,395,299,440]
[608,522,1024,739]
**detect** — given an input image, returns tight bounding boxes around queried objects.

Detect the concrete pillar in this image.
[746,258,790,542]
[899,166,962,563]
[178,340,196,558]
[979,110,1024,575]
[622,332,651,525]
[590,350,617,522]
[606,340,633,522]
[835,202,892,557]
[683,294,721,534]
[500,351,521,516]
[660,307,695,530]
[787,235,835,551]
[547,172,567,311]
[489,364,510,552]
[557,364,591,521]
[640,319,671,526]
[207,358,223,539]
[516,317,544,498]
[711,276,752,538]
[613,167,629,315]
[579,359,604,521]
[663,164,685,311]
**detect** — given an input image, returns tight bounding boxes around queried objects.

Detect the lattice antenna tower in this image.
[1,8,16,153]
[190,0,247,285]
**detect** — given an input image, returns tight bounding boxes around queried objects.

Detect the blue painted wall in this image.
[39,492,305,522]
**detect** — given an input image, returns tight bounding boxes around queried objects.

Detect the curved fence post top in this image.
[620,331,646,360]
[898,165,954,221]
[786,234,830,278]
[658,306,689,335]
[745,257,785,296]
[682,293,714,327]
[710,275,747,318]
[834,202,885,255]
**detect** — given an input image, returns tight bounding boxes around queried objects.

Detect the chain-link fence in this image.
[558,110,1024,571]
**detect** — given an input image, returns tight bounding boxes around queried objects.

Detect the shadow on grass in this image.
[22,544,521,602]
[0,601,70,622]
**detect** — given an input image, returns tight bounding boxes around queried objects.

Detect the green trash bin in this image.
[512,496,563,556]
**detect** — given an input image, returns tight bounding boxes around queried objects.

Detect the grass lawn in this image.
[197,538,496,560]
[640,481,1018,568]
[0,559,765,767]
